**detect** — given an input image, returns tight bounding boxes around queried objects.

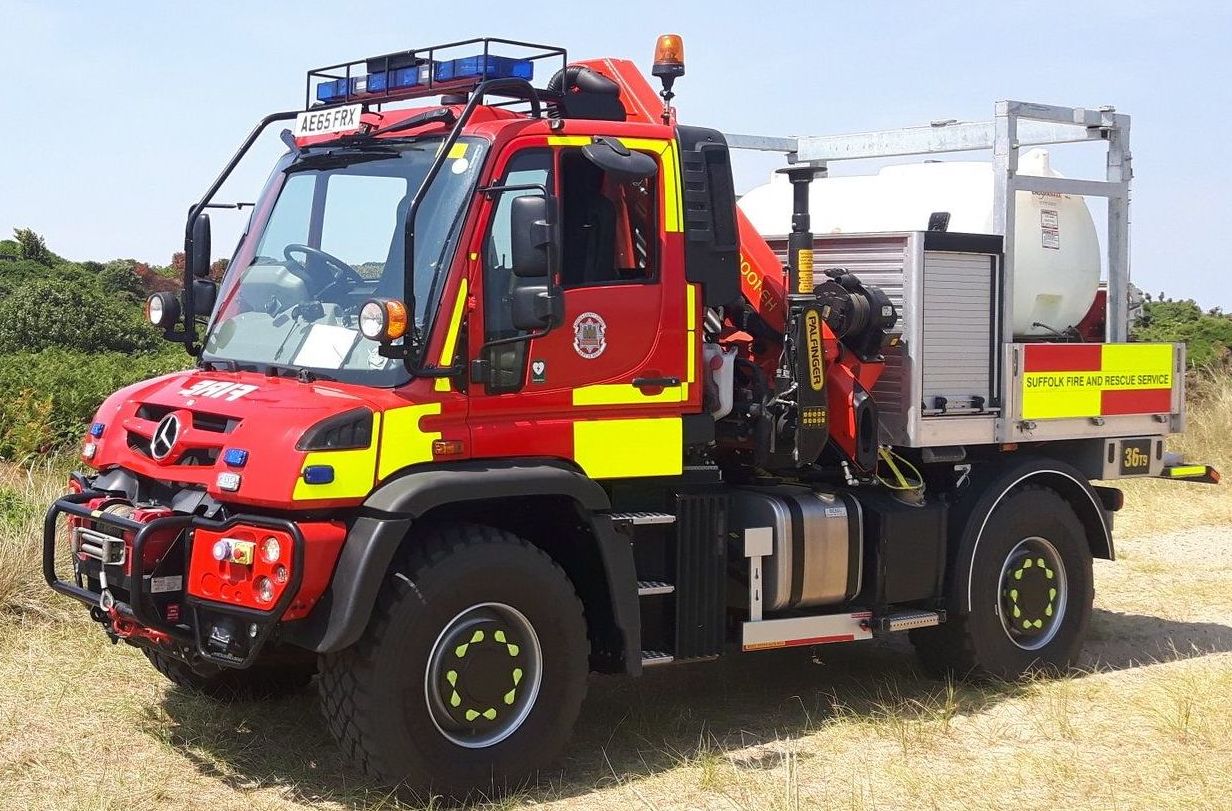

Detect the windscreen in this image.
[202,138,485,386]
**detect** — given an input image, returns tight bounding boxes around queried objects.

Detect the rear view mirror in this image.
[510,194,557,278]
[190,213,212,279]
[192,278,218,318]
[582,137,658,181]
[511,285,564,331]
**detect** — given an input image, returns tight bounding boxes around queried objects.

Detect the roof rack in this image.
[305,37,566,111]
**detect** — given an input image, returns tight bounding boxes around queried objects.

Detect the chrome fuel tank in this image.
[731,485,862,611]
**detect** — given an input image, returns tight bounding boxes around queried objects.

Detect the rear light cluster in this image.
[188,526,294,610]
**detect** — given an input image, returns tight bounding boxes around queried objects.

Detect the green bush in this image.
[12,227,54,265]
[0,279,162,354]
[97,260,147,301]
[0,347,189,459]
[1133,298,1232,369]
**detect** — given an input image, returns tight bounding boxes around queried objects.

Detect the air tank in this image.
[738,148,1101,336]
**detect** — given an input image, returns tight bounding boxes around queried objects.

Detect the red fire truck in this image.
[44,36,1217,795]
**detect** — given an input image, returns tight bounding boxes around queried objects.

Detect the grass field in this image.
[1,381,1230,810]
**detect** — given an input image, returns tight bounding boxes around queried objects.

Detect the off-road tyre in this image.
[143,649,316,699]
[911,487,1094,680]
[318,523,590,799]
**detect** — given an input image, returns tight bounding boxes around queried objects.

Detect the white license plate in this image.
[294,104,363,138]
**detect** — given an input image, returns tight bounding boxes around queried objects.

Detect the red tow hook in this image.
[105,603,172,646]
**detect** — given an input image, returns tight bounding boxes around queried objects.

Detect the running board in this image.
[637,580,675,596]
[741,611,873,652]
[641,650,675,666]
[610,511,677,527]
[876,609,945,633]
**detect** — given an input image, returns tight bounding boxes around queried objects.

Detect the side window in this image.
[483,149,553,392]
[560,148,658,288]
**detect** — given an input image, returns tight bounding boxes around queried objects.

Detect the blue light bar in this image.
[315,62,434,103]
[89,422,105,438]
[368,63,431,93]
[435,55,533,83]
[315,77,359,103]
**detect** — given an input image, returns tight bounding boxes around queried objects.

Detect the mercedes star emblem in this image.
[150,413,181,461]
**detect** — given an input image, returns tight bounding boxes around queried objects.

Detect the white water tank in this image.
[738,148,1101,336]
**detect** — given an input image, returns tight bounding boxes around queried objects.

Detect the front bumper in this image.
[43,490,306,669]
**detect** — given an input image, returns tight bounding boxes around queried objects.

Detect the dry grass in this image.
[1,383,1230,810]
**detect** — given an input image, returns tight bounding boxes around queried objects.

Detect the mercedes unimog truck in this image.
[43,35,1218,795]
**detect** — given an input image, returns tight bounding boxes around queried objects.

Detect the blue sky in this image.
[1,1,1228,307]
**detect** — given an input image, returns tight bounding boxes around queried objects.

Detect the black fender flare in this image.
[947,456,1114,615]
[282,459,640,667]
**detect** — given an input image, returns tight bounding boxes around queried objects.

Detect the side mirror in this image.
[190,213,212,279]
[510,194,557,279]
[192,278,218,318]
[511,285,564,331]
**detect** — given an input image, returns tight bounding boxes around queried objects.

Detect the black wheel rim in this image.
[424,602,542,749]
[997,536,1068,651]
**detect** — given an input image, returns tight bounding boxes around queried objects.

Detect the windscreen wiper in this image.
[263,363,337,383]
[369,107,457,137]
[287,146,400,172]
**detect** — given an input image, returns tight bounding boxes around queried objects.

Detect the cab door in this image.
[466,136,699,481]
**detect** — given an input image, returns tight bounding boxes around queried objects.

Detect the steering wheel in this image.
[283,244,363,292]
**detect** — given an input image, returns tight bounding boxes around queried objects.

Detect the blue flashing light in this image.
[435,55,533,83]
[223,448,249,468]
[302,465,335,485]
[368,63,430,93]
[89,422,105,438]
[315,76,367,103]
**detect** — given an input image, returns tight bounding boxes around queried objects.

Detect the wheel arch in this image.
[282,459,640,673]
[949,457,1113,615]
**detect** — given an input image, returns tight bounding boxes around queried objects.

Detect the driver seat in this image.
[376,194,411,300]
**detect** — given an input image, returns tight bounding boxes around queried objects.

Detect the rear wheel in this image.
[911,487,1094,679]
[143,648,316,700]
[318,523,589,798]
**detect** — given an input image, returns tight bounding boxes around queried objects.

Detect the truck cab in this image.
[44,36,1217,798]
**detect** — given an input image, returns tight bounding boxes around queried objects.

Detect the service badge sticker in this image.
[572,312,607,359]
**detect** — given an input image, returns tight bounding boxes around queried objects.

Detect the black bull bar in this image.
[43,490,307,665]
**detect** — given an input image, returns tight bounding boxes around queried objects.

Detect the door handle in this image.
[632,376,681,390]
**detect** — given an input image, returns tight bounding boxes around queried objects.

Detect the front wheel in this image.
[911,487,1094,679]
[318,523,589,798]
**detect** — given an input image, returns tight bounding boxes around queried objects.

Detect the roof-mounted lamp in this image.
[651,34,685,124]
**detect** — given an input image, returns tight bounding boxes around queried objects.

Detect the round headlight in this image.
[144,292,181,329]
[358,298,408,343]
[359,300,386,340]
[261,536,281,564]
[211,540,230,562]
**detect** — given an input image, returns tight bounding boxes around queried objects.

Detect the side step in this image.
[637,580,675,596]
[610,511,677,527]
[641,650,675,666]
[742,611,873,652]
[877,609,945,633]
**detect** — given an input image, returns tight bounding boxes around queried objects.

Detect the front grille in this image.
[136,404,239,434]
[128,431,153,458]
